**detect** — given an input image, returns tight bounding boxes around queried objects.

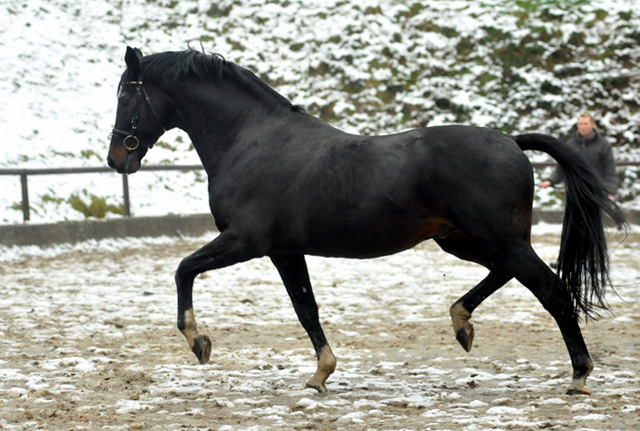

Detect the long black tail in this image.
[513,133,627,319]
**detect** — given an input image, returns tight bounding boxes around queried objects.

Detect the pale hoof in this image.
[566,387,591,396]
[450,302,474,352]
[566,360,593,395]
[305,381,328,394]
[303,345,335,394]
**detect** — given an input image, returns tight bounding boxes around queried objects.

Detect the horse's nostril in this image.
[107,155,115,169]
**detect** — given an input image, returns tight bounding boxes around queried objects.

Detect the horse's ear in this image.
[124,46,143,79]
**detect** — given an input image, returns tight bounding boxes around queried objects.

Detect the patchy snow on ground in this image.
[1,225,639,430]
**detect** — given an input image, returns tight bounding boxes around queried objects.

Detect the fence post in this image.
[122,174,131,217]
[20,172,30,222]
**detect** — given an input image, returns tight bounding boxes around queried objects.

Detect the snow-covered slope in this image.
[1,0,639,224]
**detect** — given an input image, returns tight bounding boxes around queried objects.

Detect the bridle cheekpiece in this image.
[111,80,166,151]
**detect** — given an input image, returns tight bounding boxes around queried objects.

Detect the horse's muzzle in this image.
[107,154,117,170]
[107,146,141,174]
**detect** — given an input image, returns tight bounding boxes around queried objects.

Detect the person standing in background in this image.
[541,112,618,202]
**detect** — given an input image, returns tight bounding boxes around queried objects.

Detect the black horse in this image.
[108,47,625,395]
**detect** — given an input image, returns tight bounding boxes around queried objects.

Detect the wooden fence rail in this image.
[0,165,202,222]
[1,162,638,223]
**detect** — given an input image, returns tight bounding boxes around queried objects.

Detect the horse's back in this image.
[416,125,532,179]
[362,125,534,211]
[275,124,535,256]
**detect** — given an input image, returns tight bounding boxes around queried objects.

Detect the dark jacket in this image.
[548,130,618,195]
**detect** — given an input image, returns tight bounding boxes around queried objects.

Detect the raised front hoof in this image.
[305,381,328,394]
[455,324,474,352]
[566,387,591,396]
[192,335,212,365]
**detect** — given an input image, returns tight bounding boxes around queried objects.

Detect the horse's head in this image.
[107,47,168,174]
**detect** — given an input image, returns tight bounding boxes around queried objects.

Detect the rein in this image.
[111,81,166,151]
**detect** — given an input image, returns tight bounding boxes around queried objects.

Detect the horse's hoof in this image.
[450,303,474,352]
[192,335,212,365]
[455,324,474,352]
[566,387,591,396]
[305,382,328,394]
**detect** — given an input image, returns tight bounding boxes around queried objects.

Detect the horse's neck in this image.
[172,82,286,174]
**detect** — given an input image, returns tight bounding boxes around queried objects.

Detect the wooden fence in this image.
[0,165,201,222]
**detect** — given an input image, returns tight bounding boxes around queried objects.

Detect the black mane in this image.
[142,50,226,82]
[141,50,303,112]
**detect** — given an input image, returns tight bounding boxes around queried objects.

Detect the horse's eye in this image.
[117,85,131,105]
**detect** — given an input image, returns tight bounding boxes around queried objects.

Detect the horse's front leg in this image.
[270,253,336,393]
[175,232,259,364]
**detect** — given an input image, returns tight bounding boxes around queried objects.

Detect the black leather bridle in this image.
[111,81,166,151]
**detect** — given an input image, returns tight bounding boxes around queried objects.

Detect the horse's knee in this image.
[175,256,196,285]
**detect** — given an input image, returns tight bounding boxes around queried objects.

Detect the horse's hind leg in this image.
[507,245,594,395]
[436,237,513,352]
[270,253,336,393]
[449,270,512,351]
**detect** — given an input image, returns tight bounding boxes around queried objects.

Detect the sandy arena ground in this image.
[1,224,639,430]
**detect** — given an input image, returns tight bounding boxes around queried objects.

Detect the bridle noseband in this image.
[111,81,166,151]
